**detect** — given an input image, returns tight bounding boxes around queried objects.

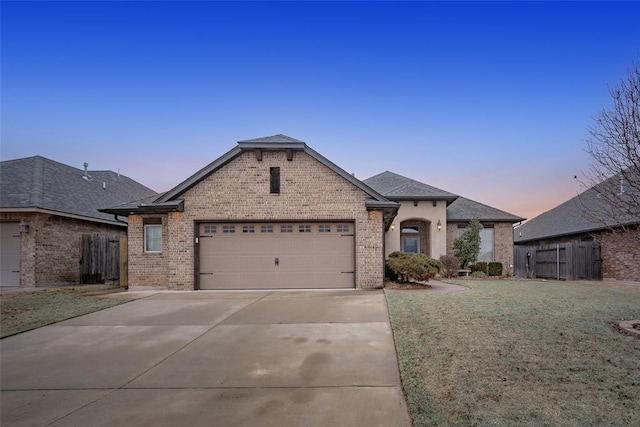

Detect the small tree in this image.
[439,254,460,278]
[453,218,482,268]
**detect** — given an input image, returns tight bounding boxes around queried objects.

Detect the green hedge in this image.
[488,262,503,276]
[386,252,441,283]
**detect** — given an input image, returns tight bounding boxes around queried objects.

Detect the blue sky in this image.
[2,1,639,220]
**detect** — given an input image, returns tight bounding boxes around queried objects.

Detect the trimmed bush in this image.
[470,262,488,274]
[386,252,441,283]
[439,254,460,278]
[470,271,486,279]
[488,262,503,276]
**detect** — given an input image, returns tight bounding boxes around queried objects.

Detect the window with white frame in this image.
[144,224,162,253]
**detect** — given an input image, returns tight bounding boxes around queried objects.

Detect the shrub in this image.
[386,252,441,283]
[439,254,460,278]
[488,262,503,276]
[470,271,486,279]
[470,262,488,274]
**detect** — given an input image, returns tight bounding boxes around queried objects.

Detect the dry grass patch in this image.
[1,285,135,338]
[386,280,640,426]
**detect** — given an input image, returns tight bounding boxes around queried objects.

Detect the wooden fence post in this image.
[119,235,128,288]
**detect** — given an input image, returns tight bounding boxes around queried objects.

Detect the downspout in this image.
[557,244,560,280]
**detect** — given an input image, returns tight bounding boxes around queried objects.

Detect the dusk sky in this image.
[2,1,639,221]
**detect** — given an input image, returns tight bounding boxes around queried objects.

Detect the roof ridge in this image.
[29,156,45,206]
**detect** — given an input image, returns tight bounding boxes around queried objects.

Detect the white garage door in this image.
[1,222,21,288]
[198,222,355,289]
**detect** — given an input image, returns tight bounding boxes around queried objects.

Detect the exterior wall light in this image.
[390,224,395,231]
[437,219,442,231]
[20,219,30,232]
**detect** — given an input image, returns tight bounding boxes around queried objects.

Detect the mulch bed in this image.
[384,279,432,290]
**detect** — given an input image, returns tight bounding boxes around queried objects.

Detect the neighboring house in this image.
[101,135,398,290]
[363,172,525,273]
[514,172,640,282]
[0,156,157,288]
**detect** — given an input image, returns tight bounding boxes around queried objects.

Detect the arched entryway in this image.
[400,219,431,257]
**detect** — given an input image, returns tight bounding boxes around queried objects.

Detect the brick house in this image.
[102,135,524,290]
[364,172,524,274]
[0,156,157,288]
[514,171,640,282]
[101,135,398,290]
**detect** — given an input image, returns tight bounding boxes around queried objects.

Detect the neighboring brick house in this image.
[514,171,640,282]
[0,156,157,288]
[101,135,398,290]
[364,172,525,274]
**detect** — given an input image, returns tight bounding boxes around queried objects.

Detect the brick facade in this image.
[1,212,125,287]
[599,230,640,281]
[127,151,385,289]
[446,221,515,274]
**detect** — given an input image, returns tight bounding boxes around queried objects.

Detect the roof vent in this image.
[82,162,92,181]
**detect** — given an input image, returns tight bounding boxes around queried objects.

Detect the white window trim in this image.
[144,224,162,253]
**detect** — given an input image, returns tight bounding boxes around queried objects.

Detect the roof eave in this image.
[99,200,185,216]
[0,207,127,227]
[389,196,459,205]
[448,217,526,223]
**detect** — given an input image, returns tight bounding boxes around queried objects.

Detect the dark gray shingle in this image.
[1,156,157,222]
[364,171,458,201]
[447,196,525,223]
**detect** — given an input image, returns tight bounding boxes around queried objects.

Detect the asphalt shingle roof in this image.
[514,172,640,243]
[363,171,458,201]
[0,156,158,223]
[447,196,525,223]
[238,134,304,144]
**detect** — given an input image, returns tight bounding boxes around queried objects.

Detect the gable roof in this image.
[363,171,458,204]
[447,196,525,223]
[514,171,640,243]
[101,135,399,224]
[0,156,157,225]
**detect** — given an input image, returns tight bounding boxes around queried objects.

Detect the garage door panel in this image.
[198,222,354,289]
[0,223,21,287]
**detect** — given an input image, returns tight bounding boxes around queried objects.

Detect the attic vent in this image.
[82,162,92,181]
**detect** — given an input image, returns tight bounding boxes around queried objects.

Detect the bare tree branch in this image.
[577,57,640,243]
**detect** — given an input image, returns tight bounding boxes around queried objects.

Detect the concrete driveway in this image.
[1,289,410,426]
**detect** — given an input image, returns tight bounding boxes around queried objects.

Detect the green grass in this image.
[1,285,134,338]
[386,279,640,426]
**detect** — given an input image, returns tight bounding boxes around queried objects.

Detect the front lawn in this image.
[386,279,640,426]
[1,285,135,338]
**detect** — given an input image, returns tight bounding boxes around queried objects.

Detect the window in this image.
[402,236,419,253]
[478,228,494,262]
[457,225,494,262]
[281,225,293,233]
[270,167,280,194]
[261,225,273,233]
[337,224,350,233]
[223,225,235,234]
[242,225,255,233]
[319,224,331,233]
[299,225,311,233]
[145,225,162,253]
[203,225,216,234]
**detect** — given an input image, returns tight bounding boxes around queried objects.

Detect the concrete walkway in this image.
[1,289,411,427]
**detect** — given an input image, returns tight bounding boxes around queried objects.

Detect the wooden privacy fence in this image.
[80,233,121,284]
[514,241,602,281]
